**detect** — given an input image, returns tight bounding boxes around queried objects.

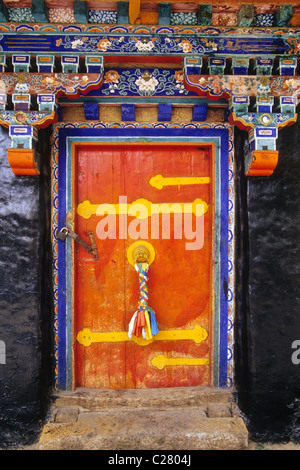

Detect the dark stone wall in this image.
[0,126,53,449]
[235,111,300,442]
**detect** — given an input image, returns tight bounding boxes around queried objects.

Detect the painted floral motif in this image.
[104,70,120,93]
[42,76,61,88]
[174,71,184,82]
[48,8,76,24]
[71,38,85,49]
[285,38,300,55]
[88,10,117,24]
[14,82,29,94]
[101,69,191,97]
[23,32,297,57]
[179,40,193,53]
[211,13,237,26]
[8,8,35,23]
[170,12,198,25]
[135,71,159,95]
[61,35,219,55]
[104,70,120,83]
[135,39,155,52]
[283,78,300,93]
[256,76,272,95]
[254,13,275,26]
[203,39,218,51]
[174,70,185,93]
[97,39,112,51]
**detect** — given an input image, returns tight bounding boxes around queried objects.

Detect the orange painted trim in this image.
[7,148,40,176]
[246,150,279,177]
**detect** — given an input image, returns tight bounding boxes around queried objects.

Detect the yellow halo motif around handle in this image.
[127,241,156,268]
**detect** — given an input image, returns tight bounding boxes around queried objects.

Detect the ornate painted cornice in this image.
[184,74,300,100]
[0,25,299,176]
[183,57,299,176]
[0,28,299,57]
[0,1,300,28]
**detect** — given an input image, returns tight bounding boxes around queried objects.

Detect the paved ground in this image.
[15,438,300,450]
[248,441,300,450]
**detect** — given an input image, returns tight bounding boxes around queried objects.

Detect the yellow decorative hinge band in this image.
[151,355,209,370]
[149,175,210,190]
[76,198,208,220]
[76,324,208,347]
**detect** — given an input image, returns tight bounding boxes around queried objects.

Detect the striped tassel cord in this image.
[128,262,159,340]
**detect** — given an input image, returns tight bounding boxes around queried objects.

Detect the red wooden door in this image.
[74,144,213,389]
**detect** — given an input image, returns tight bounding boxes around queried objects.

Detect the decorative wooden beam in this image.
[0,69,104,175]
[0,73,103,97]
[0,29,299,57]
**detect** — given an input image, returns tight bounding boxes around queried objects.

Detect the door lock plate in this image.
[57,226,99,261]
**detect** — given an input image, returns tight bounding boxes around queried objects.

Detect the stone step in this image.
[39,407,248,450]
[51,386,236,411]
[38,387,248,450]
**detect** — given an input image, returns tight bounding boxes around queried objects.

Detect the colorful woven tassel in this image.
[128,262,159,340]
[148,307,159,335]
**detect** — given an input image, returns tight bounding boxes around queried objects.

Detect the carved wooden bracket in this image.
[7,148,40,176]
[184,64,299,177]
[245,150,279,177]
